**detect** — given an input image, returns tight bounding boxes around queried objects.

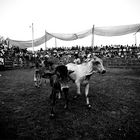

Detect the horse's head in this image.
[91,56,106,74]
[44,65,74,90]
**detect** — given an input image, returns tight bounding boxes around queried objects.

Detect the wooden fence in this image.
[2,57,140,70]
[103,58,140,69]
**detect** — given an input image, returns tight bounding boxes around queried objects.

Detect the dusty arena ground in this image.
[0,68,140,140]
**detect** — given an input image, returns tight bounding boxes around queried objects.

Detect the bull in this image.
[66,56,106,108]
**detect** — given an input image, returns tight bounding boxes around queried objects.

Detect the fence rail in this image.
[1,57,140,70]
[103,58,140,69]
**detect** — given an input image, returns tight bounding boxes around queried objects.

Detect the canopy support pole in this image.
[134,34,137,46]
[91,25,94,48]
[55,37,57,48]
[45,30,47,50]
[133,26,140,46]
[31,23,34,53]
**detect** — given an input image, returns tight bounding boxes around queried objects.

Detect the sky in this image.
[0,0,140,50]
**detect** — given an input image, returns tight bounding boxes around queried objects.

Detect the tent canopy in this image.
[7,23,140,49]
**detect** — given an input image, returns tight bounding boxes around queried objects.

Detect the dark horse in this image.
[44,65,74,118]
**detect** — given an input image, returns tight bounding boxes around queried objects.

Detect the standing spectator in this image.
[73,53,81,64]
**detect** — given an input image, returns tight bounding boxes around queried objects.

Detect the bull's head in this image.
[92,56,106,74]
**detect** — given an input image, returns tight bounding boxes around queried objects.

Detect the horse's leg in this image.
[50,89,57,118]
[49,89,53,100]
[34,71,38,87]
[63,88,69,109]
[85,83,91,108]
[58,90,62,99]
[38,74,42,87]
[57,83,62,99]
[36,72,42,88]
[34,74,37,87]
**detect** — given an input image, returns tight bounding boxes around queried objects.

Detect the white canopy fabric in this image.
[8,23,140,48]
[7,33,53,49]
[94,24,140,36]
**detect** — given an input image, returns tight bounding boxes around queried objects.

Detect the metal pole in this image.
[135,26,140,35]
[45,30,47,50]
[133,32,137,46]
[91,25,94,48]
[133,26,140,46]
[32,23,34,53]
[135,34,137,46]
[55,37,57,48]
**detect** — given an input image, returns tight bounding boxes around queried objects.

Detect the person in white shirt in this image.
[73,53,81,64]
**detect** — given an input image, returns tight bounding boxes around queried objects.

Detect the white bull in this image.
[66,56,106,108]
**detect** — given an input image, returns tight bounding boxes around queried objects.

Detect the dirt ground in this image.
[0,68,140,140]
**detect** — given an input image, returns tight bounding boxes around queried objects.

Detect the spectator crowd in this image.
[0,37,140,69]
